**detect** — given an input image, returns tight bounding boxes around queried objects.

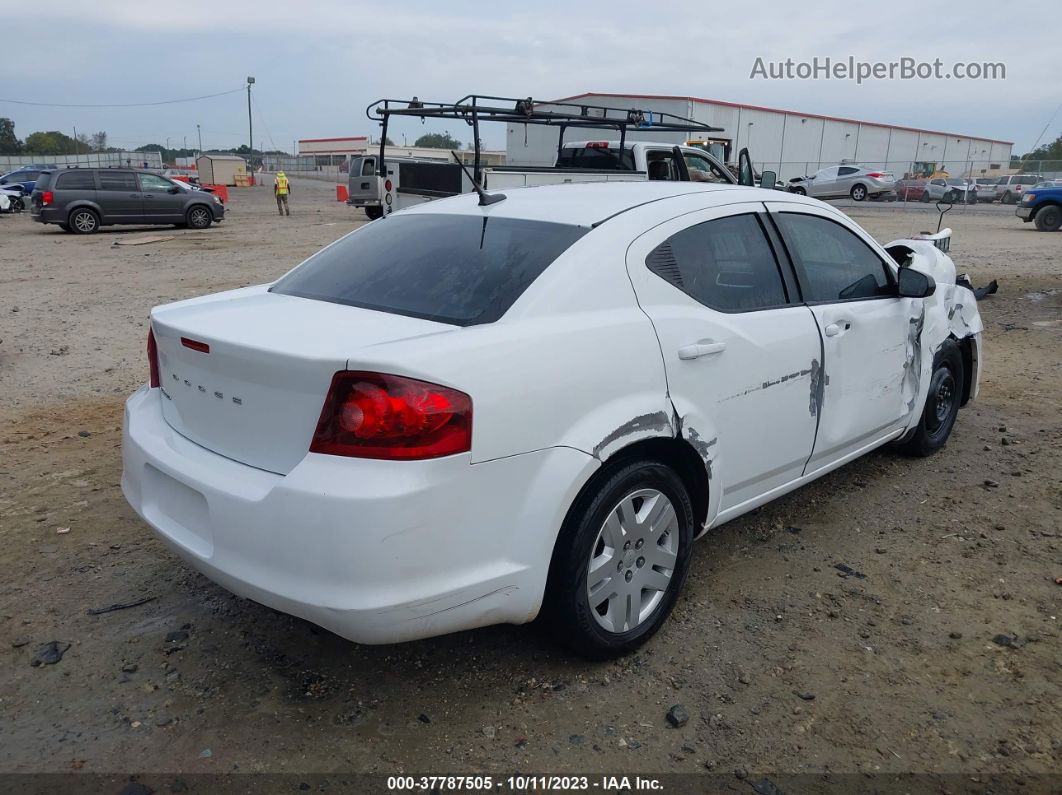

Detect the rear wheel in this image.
[69,208,99,234]
[544,459,694,659]
[1033,204,1061,232]
[1002,191,1015,205]
[187,205,212,229]
[903,340,964,457]
[364,206,383,220]
[58,223,71,232]
[850,184,867,201]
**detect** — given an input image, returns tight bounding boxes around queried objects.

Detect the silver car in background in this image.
[925,178,977,204]
[787,164,896,201]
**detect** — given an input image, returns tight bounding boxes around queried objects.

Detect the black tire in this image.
[791,187,806,196]
[58,223,71,232]
[186,205,212,229]
[68,207,99,234]
[850,183,867,201]
[543,459,695,659]
[902,340,964,457]
[921,191,931,203]
[1033,204,1062,232]
[12,197,23,212]
[1002,191,1014,205]
[364,206,383,220]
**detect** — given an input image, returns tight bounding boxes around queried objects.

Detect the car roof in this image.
[398,182,804,227]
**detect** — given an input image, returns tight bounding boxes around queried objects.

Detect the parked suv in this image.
[993,174,1043,204]
[0,166,54,194]
[30,168,225,233]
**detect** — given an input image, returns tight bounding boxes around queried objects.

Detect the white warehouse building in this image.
[506,92,1013,181]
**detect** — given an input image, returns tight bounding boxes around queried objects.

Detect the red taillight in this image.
[585,141,609,149]
[867,172,884,178]
[180,337,210,353]
[147,328,160,388]
[310,371,472,460]
[384,179,393,192]
[41,191,54,206]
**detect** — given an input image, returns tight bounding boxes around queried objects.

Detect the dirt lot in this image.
[1,180,1059,788]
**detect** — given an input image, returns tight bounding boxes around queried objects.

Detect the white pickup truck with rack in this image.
[348,95,767,219]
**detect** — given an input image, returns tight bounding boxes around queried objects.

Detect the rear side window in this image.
[555,146,636,170]
[270,214,588,326]
[646,214,789,312]
[98,171,138,191]
[57,171,96,190]
[775,213,893,302]
[33,172,54,190]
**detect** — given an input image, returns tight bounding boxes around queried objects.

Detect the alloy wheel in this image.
[586,488,679,634]
[189,208,210,228]
[72,210,97,233]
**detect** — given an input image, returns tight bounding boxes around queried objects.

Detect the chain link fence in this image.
[0,151,164,173]
[751,159,1062,183]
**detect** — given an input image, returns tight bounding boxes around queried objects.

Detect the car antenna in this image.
[450,151,506,206]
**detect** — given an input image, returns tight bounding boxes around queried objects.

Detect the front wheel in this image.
[850,184,867,201]
[544,460,695,659]
[790,186,806,196]
[187,205,212,229]
[1034,204,1062,232]
[11,196,23,212]
[902,340,964,457]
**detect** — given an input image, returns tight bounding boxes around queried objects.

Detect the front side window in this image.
[98,171,139,192]
[271,214,587,326]
[645,213,789,312]
[138,173,175,192]
[57,171,96,190]
[683,153,729,183]
[774,213,893,302]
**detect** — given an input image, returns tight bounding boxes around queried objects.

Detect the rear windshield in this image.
[270,214,588,326]
[555,146,636,171]
[33,172,54,190]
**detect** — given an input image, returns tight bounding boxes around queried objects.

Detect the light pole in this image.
[197,123,202,155]
[246,76,255,176]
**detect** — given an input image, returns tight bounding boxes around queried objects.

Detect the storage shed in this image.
[196,154,248,186]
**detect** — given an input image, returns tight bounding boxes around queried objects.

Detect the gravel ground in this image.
[0,179,1059,788]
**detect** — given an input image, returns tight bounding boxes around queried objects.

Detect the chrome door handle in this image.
[678,340,726,360]
[824,323,841,337]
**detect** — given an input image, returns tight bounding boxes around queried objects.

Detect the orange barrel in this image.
[336,184,349,202]
[204,184,229,203]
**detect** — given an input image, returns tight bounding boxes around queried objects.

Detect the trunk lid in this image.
[151,286,454,474]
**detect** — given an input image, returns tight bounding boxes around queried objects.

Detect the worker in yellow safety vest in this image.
[274,171,290,216]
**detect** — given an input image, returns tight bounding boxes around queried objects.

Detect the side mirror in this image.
[897,267,936,298]
[759,170,777,190]
[168,186,181,194]
[737,147,754,186]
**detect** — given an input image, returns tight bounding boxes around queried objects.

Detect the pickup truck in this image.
[1016,185,1062,231]
[347,140,736,219]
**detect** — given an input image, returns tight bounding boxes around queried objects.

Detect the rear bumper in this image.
[31,207,63,224]
[346,199,380,208]
[121,386,595,644]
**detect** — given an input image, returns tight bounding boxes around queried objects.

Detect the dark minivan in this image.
[31,169,225,233]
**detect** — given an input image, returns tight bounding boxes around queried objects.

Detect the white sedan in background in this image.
[788,164,896,201]
[122,181,982,658]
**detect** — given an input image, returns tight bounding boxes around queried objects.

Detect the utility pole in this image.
[73,125,78,155]
[246,76,255,177]
[197,123,203,154]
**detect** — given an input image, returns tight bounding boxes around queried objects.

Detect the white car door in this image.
[626,202,821,518]
[766,203,911,473]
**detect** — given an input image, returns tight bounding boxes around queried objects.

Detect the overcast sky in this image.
[5,0,1060,155]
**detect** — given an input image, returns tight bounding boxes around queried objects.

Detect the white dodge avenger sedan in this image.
[122,181,983,657]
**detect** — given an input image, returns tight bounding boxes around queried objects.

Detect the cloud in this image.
[3,0,1058,153]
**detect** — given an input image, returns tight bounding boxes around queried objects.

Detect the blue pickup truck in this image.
[1016,184,1062,231]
